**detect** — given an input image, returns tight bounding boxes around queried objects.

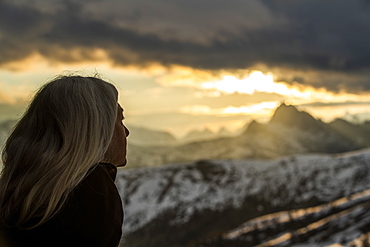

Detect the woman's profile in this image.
[0,75,129,247]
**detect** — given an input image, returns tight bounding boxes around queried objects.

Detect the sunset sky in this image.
[1,0,370,137]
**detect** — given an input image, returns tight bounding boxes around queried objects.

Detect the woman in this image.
[0,75,129,246]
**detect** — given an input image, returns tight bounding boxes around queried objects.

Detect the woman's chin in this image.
[116,158,127,167]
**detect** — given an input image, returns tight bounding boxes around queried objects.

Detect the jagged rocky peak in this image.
[329,118,358,132]
[245,120,267,134]
[270,103,323,131]
[218,127,231,136]
[330,118,353,126]
[182,128,216,142]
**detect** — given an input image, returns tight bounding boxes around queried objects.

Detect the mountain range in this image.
[127,104,370,168]
[2,103,370,168]
[116,149,370,247]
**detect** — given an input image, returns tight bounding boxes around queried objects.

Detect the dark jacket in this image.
[1,163,123,247]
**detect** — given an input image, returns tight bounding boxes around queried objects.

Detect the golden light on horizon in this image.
[181,101,279,117]
[201,71,312,99]
[221,102,279,116]
[202,71,272,94]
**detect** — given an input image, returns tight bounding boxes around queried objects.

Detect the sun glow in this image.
[201,71,311,98]
[157,68,370,109]
[181,101,279,118]
[221,102,280,116]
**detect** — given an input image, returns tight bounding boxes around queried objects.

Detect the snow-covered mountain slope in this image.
[206,189,370,247]
[116,150,370,247]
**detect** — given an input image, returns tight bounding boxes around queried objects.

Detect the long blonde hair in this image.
[0,76,118,229]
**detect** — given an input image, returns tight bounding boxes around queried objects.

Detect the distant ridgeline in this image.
[128,104,370,167]
[1,104,370,168]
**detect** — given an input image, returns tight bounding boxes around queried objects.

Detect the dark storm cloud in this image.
[1,0,370,92]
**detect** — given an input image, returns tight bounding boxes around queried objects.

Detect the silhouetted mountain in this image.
[217,127,233,137]
[126,125,178,147]
[363,121,370,130]
[329,118,370,147]
[266,104,358,153]
[182,128,216,143]
[244,120,267,134]
[270,103,325,132]
[180,127,235,143]
[128,104,363,167]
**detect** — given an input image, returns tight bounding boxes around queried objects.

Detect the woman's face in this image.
[104,104,130,167]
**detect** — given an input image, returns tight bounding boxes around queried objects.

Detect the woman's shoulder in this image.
[78,163,118,193]
[52,162,123,246]
[68,162,121,208]
[58,162,123,246]
[1,163,123,247]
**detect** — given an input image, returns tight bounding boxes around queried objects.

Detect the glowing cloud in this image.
[220,102,279,116]
[201,71,311,98]
[180,101,279,118]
